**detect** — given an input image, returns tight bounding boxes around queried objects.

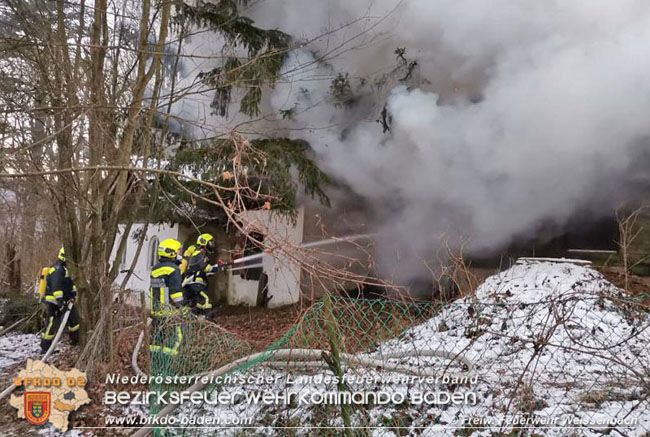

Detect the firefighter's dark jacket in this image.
[43,260,77,306]
[150,259,184,314]
[183,249,221,287]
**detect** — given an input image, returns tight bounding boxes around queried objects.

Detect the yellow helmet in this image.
[196,233,216,253]
[158,238,182,259]
[57,247,66,262]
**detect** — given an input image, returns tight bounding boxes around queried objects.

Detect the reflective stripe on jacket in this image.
[182,249,215,287]
[44,260,76,307]
[150,260,183,315]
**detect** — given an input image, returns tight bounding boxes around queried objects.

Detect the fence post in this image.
[140,291,149,374]
[323,294,354,437]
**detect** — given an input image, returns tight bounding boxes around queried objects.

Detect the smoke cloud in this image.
[172,1,650,280]
[240,0,650,278]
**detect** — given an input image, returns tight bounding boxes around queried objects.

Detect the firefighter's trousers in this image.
[149,314,183,357]
[41,303,80,352]
[182,283,212,315]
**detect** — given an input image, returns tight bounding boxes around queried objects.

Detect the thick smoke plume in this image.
[175,1,650,280]
[246,0,650,277]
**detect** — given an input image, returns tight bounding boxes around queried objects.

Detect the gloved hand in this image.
[63,293,76,306]
[65,286,78,304]
[208,260,230,274]
[218,259,233,271]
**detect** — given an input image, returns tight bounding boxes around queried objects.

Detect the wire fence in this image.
[144,262,650,436]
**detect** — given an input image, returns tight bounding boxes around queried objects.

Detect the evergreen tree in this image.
[178,0,291,117]
[157,1,331,220]
[156,137,330,226]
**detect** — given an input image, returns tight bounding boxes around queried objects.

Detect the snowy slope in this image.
[375,260,650,435]
[0,332,41,371]
[168,261,650,436]
[0,297,41,372]
[0,332,88,436]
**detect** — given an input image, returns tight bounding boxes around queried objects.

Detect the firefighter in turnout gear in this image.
[182,233,228,315]
[40,247,81,353]
[149,238,185,356]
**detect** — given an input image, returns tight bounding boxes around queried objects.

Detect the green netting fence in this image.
[145,309,253,416]
[143,289,650,437]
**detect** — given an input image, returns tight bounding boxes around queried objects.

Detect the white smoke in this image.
[240,0,650,278]
[170,1,650,280]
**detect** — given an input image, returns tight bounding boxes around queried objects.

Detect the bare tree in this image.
[616,205,649,291]
[0,0,173,337]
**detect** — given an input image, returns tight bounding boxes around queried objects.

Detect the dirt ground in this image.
[210,303,305,349]
[598,266,650,308]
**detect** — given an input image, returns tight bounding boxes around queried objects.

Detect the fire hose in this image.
[0,301,74,401]
[131,330,475,437]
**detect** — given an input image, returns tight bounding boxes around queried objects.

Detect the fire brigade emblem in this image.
[24,392,51,425]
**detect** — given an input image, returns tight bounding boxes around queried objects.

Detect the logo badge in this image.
[24,392,51,425]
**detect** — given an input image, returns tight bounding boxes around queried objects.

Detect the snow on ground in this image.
[0,298,41,372]
[0,332,41,371]
[162,261,650,436]
[375,260,650,435]
[0,332,89,436]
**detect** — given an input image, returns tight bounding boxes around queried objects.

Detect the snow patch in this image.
[163,261,650,436]
[0,333,41,371]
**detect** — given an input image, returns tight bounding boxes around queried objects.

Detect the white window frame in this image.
[148,236,159,269]
[119,240,128,269]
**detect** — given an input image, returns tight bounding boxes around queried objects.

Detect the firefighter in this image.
[41,247,81,353]
[182,233,228,315]
[149,238,185,356]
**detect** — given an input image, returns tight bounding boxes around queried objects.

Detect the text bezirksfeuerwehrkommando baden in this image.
[104,389,477,406]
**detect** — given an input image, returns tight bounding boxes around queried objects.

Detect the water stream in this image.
[230,233,374,265]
